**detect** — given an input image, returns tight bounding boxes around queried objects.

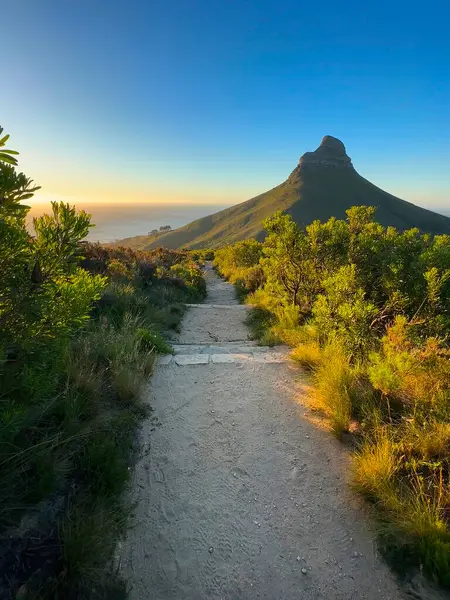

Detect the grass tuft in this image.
[352,429,399,504]
[290,342,322,370]
[310,344,354,437]
[245,307,281,346]
[58,498,130,599]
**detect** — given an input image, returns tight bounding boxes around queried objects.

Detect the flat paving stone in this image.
[235,345,269,353]
[210,354,235,364]
[265,353,286,363]
[167,352,287,366]
[172,342,260,355]
[174,354,209,366]
[185,303,250,310]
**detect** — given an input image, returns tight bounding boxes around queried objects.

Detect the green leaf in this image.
[5,203,29,212]
[0,152,18,165]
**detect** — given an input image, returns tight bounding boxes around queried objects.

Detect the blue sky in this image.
[2,0,450,209]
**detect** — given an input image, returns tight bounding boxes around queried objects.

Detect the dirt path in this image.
[120,265,406,599]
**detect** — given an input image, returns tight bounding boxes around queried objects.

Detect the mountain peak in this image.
[112,134,450,250]
[299,135,354,169]
[320,135,347,152]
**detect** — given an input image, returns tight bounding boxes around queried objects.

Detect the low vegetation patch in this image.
[0,128,206,599]
[214,207,450,586]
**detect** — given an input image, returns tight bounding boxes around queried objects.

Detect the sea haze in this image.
[26,203,232,243]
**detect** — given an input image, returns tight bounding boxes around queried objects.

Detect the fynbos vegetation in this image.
[0,128,205,599]
[214,207,450,585]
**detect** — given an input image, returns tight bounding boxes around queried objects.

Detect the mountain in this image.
[113,136,450,249]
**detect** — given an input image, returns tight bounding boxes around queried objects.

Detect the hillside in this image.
[114,136,450,249]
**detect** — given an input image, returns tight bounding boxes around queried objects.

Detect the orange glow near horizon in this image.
[29,188,242,207]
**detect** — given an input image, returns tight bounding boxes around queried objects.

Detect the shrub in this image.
[170,261,206,298]
[312,264,378,358]
[242,264,265,292]
[0,127,206,599]
[368,316,450,409]
[245,307,281,346]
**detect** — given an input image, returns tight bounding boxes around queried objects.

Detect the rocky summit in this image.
[298,135,354,169]
[112,136,450,250]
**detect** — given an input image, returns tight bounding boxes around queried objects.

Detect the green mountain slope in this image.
[114,136,450,250]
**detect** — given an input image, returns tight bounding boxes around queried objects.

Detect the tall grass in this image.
[308,344,355,436]
[353,428,399,503]
[354,427,450,584]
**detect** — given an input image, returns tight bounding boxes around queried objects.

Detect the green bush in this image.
[0,127,206,599]
[216,205,450,584]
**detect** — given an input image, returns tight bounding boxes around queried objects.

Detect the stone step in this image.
[185,303,252,309]
[171,342,267,355]
[158,350,288,366]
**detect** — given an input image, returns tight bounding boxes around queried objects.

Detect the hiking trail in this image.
[120,264,408,599]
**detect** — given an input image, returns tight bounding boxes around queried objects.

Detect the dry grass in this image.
[290,342,322,371]
[309,344,354,437]
[353,423,450,584]
[399,421,450,461]
[390,476,450,583]
[111,366,144,405]
[352,429,399,505]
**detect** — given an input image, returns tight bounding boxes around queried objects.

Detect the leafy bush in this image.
[169,261,206,297]
[214,240,264,299]
[312,264,378,358]
[245,307,281,346]
[0,127,206,599]
[217,205,450,584]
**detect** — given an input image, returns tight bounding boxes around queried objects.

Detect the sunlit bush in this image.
[216,203,450,582]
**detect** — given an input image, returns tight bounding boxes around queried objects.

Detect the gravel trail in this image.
[120,265,409,600]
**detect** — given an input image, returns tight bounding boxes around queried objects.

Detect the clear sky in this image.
[2,0,450,210]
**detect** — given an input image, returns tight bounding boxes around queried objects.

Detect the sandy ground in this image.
[119,266,438,600]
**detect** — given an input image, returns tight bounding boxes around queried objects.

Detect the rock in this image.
[208,546,214,553]
[298,135,354,170]
[301,567,308,574]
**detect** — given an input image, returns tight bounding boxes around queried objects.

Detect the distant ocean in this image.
[25,202,450,243]
[26,203,231,243]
